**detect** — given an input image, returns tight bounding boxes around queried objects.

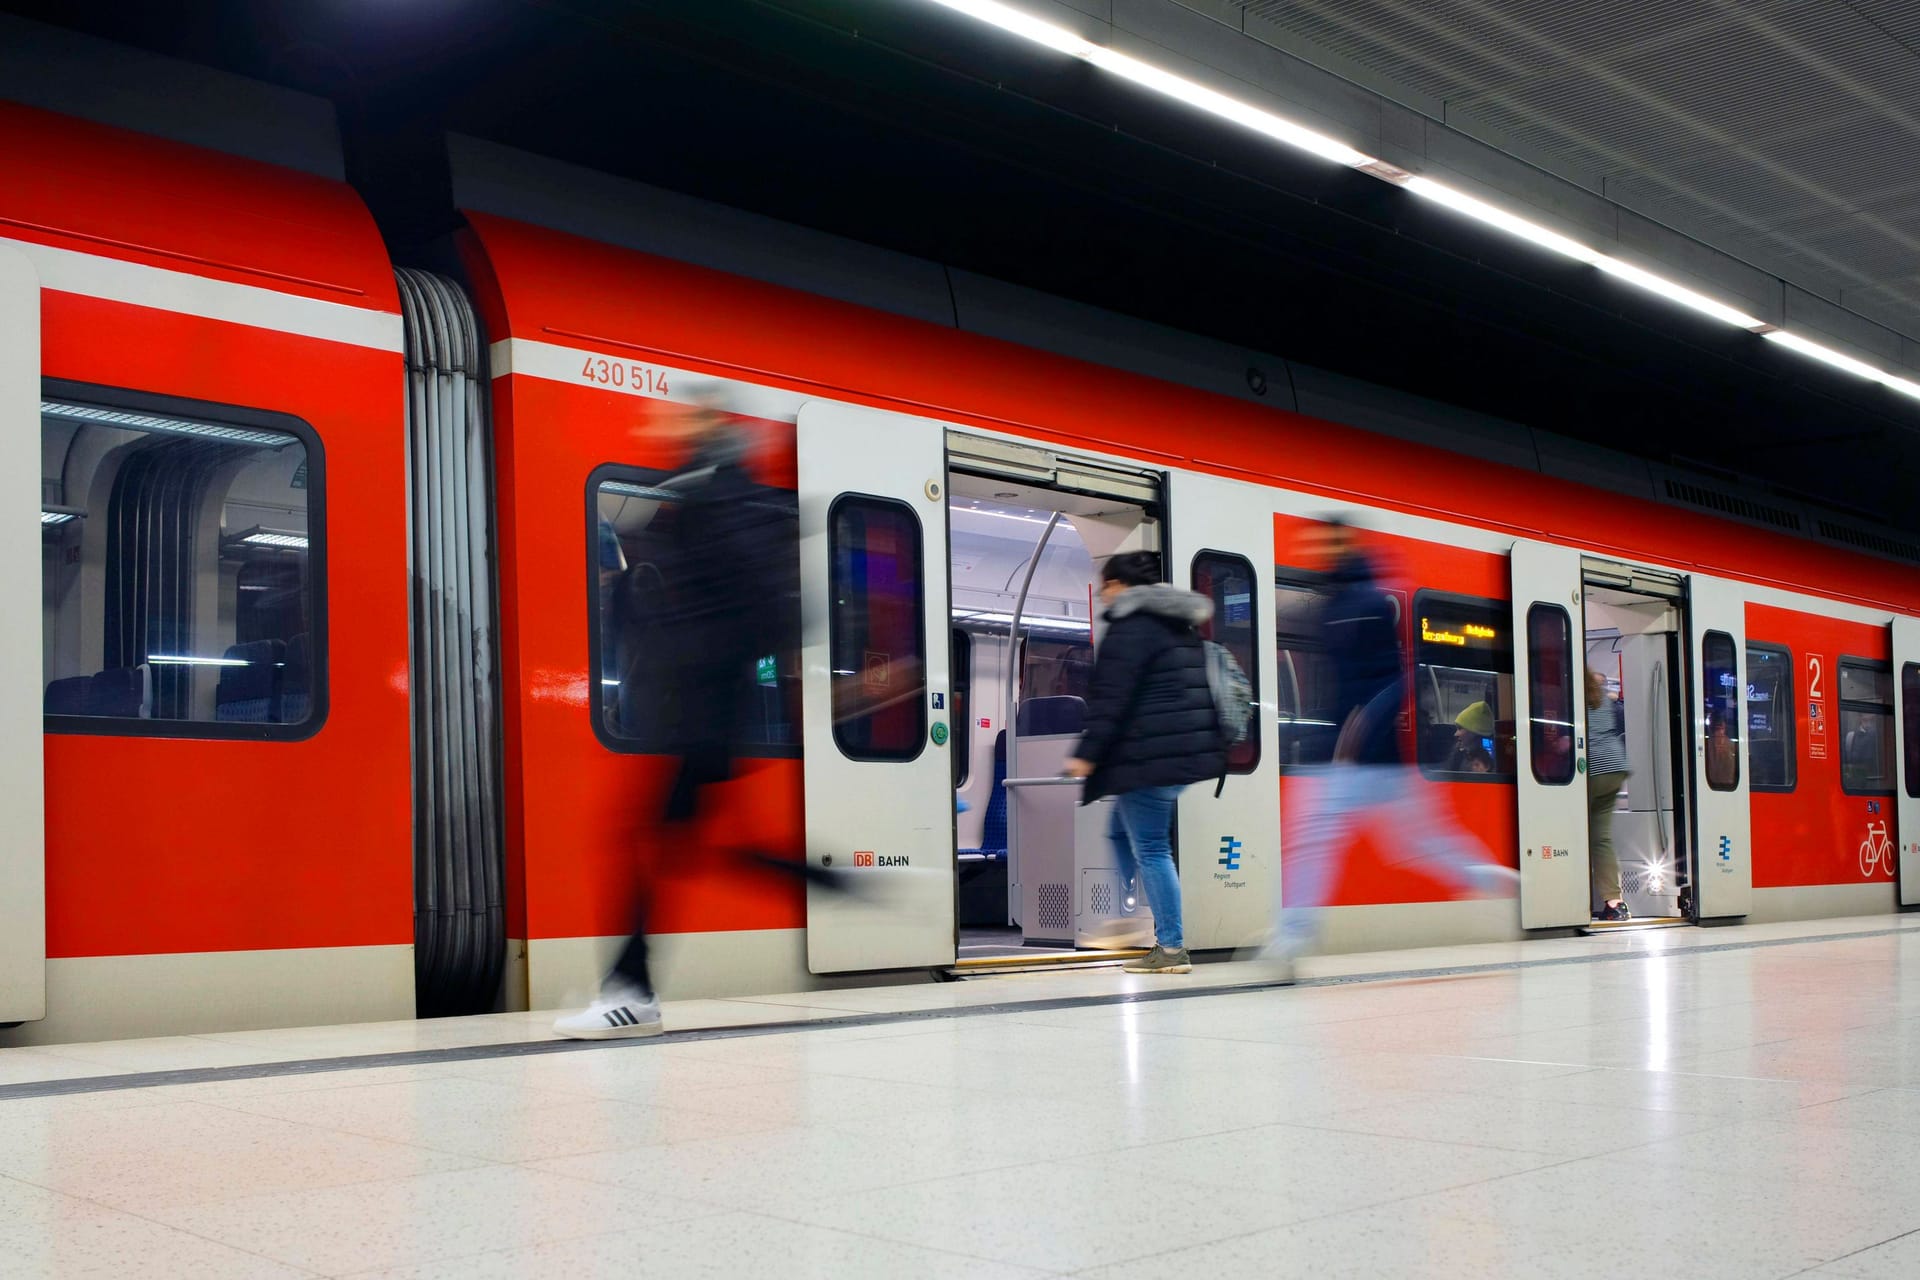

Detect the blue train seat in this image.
[215,639,283,722]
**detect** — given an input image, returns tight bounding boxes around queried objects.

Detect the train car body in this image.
[5,52,1920,1040]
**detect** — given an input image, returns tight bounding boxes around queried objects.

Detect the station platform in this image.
[5,915,1920,1278]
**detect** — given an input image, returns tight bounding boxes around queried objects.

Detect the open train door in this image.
[1166,470,1279,949]
[1511,540,1591,928]
[1892,616,1920,907]
[1687,573,1752,918]
[797,401,956,973]
[0,244,45,1025]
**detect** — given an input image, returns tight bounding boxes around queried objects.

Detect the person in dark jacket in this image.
[1065,551,1226,975]
[1263,518,1516,977]
[556,391,830,1039]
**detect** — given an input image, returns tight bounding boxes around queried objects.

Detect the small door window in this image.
[1526,604,1575,786]
[829,496,928,762]
[1904,663,1920,801]
[1703,631,1740,791]
[1193,551,1259,774]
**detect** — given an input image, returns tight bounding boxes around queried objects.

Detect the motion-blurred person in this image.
[556,390,834,1039]
[1065,551,1226,975]
[1263,518,1517,976]
[1586,669,1631,921]
[1706,711,1738,788]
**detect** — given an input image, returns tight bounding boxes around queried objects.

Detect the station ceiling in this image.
[11,0,1920,538]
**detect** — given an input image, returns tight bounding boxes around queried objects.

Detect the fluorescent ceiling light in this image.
[40,510,79,526]
[1880,373,1920,400]
[1082,49,1374,167]
[955,609,1089,631]
[147,654,251,667]
[242,531,308,549]
[1762,330,1886,381]
[925,0,1095,56]
[41,401,295,450]
[600,480,680,501]
[1593,257,1765,330]
[1404,177,1597,263]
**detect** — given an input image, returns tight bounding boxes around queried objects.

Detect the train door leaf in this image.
[0,243,45,1024]
[1167,470,1278,950]
[1688,573,1752,918]
[1510,540,1591,928]
[1893,615,1920,907]
[797,401,956,973]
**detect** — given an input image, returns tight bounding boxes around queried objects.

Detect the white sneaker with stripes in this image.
[552,984,663,1040]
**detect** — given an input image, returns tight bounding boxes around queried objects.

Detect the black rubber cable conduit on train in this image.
[397,269,506,1017]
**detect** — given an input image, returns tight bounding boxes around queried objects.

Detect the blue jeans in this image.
[1109,784,1184,950]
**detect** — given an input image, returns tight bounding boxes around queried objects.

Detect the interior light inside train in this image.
[41,392,317,729]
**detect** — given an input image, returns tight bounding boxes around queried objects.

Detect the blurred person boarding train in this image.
[1586,669,1632,921]
[1065,552,1228,975]
[1264,517,1518,974]
[556,391,847,1039]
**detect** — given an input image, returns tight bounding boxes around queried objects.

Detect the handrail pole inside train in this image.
[1005,510,1063,926]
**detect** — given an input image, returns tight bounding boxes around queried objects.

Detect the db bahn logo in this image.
[1218,836,1242,871]
[854,851,874,867]
[852,851,910,868]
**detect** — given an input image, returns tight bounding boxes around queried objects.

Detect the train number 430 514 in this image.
[580,356,669,395]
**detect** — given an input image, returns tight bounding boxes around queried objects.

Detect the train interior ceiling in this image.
[1582,575,1692,929]
[946,459,1161,963]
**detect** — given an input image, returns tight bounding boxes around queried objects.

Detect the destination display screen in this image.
[1414,595,1510,668]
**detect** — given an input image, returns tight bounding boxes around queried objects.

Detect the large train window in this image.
[1904,663,1920,800]
[1414,590,1514,782]
[1193,551,1259,774]
[1745,641,1796,792]
[588,465,800,756]
[1838,657,1895,795]
[1703,631,1740,791]
[1274,574,1336,771]
[41,385,323,738]
[828,495,927,762]
[1526,604,1575,785]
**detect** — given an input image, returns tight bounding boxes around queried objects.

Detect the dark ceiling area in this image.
[11,0,1919,532]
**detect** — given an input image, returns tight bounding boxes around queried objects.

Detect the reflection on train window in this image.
[951,629,972,789]
[1022,635,1094,702]
[41,390,321,734]
[829,496,927,762]
[591,467,800,755]
[1193,551,1259,774]
[1274,577,1337,770]
[1414,591,1514,782]
[1702,631,1741,791]
[1904,663,1920,801]
[1838,656,1894,795]
[1745,642,1795,792]
[1526,604,1575,786]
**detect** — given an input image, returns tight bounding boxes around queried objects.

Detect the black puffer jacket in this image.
[1076,584,1228,802]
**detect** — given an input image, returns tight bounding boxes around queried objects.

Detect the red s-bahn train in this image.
[4,43,1919,1044]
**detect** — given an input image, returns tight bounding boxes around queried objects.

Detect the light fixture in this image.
[600,480,680,501]
[41,508,82,526]
[1592,257,1765,330]
[919,0,1920,397]
[41,401,295,449]
[1404,177,1597,264]
[242,531,308,550]
[147,654,252,667]
[1761,330,1886,381]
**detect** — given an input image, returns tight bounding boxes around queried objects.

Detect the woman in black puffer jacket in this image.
[1066,551,1226,974]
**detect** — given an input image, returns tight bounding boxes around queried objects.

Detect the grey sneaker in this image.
[1124,945,1192,974]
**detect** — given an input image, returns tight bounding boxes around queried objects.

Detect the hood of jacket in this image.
[1106,582,1213,628]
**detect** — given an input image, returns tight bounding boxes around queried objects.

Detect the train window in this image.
[1702,631,1740,791]
[1526,604,1575,786]
[1022,634,1094,702]
[951,629,972,789]
[1414,591,1514,782]
[1904,663,1920,801]
[1745,642,1796,793]
[588,465,800,756]
[829,496,928,762]
[1274,577,1337,771]
[40,386,322,737]
[1193,551,1260,774]
[1838,656,1895,795]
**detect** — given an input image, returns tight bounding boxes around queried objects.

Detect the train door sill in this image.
[946,949,1149,976]
[1578,917,1691,935]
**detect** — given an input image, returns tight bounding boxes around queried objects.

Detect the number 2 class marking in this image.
[580,356,670,396]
